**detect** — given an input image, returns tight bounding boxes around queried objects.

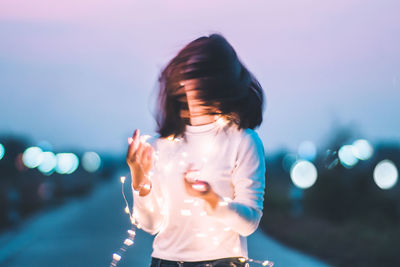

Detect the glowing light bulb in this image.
[196,233,206,238]
[143,183,151,190]
[124,206,130,214]
[262,261,270,266]
[124,239,134,246]
[112,253,121,261]
[239,257,246,263]
[180,209,192,216]
[120,176,126,184]
[192,181,208,192]
[127,229,135,236]
[218,201,229,206]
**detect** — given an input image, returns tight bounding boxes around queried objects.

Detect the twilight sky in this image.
[0,0,399,155]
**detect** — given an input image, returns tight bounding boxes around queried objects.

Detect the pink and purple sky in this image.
[1,0,399,155]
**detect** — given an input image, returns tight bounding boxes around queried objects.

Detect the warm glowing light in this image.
[120,176,126,184]
[218,201,229,206]
[112,253,121,261]
[123,238,134,246]
[22,146,43,168]
[352,139,373,160]
[192,181,207,192]
[373,160,398,190]
[290,160,318,189]
[143,183,151,190]
[55,153,79,174]
[196,233,206,238]
[0,143,4,160]
[124,206,130,214]
[216,116,228,127]
[262,261,270,266]
[338,145,358,168]
[180,209,192,216]
[38,151,57,174]
[127,229,135,236]
[82,152,101,172]
[239,258,246,263]
[298,140,317,161]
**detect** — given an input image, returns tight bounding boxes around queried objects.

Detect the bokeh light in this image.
[22,146,43,168]
[352,139,373,160]
[0,143,4,160]
[297,141,317,161]
[55,153,79,174]
[82,152,101,172]
[338,145,359,168]
[290,160,318,189]
[38,151,57,174]
[373,159,398,190]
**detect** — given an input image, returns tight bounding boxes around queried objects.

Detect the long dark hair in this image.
[155,33,265,138]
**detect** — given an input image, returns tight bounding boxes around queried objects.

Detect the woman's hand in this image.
[126,129,154,195]
[183,165,220,210]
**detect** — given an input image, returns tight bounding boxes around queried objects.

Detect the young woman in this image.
[126,33,266,267]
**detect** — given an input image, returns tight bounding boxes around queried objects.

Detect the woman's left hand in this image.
[183,165,220,210]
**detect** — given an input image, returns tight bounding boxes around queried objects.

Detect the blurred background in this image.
[0,1,399,267]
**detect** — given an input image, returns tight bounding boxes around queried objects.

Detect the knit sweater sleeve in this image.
[132,136,166,235]
[204,129,266,237]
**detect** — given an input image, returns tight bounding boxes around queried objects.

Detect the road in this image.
[0,173,330,267]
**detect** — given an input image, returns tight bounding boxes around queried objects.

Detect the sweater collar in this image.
[185,120,219,134]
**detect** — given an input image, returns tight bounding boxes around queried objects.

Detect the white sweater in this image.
[132,119,266,261]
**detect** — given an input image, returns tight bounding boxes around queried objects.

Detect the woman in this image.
[126,33,266,267]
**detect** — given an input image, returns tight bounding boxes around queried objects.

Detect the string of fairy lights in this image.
[110,117,274,267]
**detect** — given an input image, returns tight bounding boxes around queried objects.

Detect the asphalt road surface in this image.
[0,172,330,267]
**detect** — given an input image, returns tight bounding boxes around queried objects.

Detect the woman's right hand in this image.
[126,129,154,192]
